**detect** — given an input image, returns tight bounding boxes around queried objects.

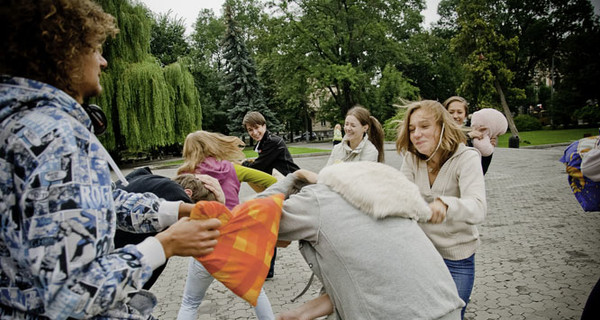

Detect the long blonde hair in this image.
[177,131,246,175]
[395,100,466,172]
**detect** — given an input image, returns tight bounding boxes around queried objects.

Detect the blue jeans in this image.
[444,254,475,320]
[177,258,274,320]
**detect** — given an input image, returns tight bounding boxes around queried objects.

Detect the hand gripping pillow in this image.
[470,108,508,156]
[190,194,284,305]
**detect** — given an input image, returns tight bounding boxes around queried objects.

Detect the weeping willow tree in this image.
[91,0,202,159]
[164,62,203,142]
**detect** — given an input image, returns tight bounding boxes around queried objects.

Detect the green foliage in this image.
[451,0,519,105]
[368,64,419,122]
[383,107,408,141]
[116,59,173,149]
[574,104,600,125]
[553,14,600,126]
[220,4,279,135]
[97,0,152,64]
[266,0,425,120]
[163,63,203,141]
[150,11,190,66]
[513,114,542,132]
[93,0,201,160]
[403,31,463,101]
[496,128,598,147]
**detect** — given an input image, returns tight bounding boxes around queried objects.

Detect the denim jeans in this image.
[177,258,274,320]
[444,254,475,320]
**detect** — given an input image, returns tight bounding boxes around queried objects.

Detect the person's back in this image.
[114,167,193,290]
[306,185,462,319]
[262,162,464,319]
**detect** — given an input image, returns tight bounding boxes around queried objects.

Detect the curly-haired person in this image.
[0,1,221,319]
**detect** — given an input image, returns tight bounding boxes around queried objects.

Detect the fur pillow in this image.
[470,108,508,156]
[318,162,431,221]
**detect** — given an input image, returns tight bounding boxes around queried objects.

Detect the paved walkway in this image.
[118,143,600,319]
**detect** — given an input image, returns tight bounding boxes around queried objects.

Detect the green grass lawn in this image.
[243,146,328,158]
[497,128,598,147]
[157,146,328,167]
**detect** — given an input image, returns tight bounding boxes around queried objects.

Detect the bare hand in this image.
[195,174,225,204]
[155,217,221,258]
[293,169,318,184]
[490,136,498,147]
[468,127,486,140]
[277,293,333,320]
[428,199,447,224]
[276,309,305,320]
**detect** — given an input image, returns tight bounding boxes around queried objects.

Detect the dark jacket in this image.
[244,131,299,175]
[114,167,191,290]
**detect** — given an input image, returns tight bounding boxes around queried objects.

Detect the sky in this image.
[139,0,442,35]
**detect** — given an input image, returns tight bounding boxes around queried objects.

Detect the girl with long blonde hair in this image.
[176,130,276,320]
[396,100,486,319]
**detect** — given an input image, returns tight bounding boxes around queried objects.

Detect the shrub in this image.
[514,114,542,131]
[383,107,407,141]
[574,104,600,125]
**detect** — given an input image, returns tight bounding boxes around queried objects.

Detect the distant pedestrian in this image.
[242,111,300,278]
[332,123,343,146]
[326,105,385,166]
[397,100,487,319]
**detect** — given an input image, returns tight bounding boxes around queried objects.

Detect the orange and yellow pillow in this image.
[190,194,284,306]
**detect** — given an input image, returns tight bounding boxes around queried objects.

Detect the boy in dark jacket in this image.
[242,111,300,278]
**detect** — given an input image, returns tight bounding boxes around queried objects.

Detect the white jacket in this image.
[326,134,378,166]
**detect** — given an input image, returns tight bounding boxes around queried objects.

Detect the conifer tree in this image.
[220,4,280,136]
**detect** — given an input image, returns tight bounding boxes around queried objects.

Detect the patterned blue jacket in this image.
[0,76,176,319]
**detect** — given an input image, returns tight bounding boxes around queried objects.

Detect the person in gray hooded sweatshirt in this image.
[259,161,464,320]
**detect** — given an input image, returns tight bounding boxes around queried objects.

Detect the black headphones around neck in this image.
[82,103,107,136]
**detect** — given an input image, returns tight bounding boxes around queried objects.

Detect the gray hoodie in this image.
[259,161,464,320]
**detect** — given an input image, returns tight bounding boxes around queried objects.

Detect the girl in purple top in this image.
[176,130,275,320]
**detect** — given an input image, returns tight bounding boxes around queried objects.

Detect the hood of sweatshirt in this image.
[0,76,91,127]
[317,161,432,221]
[197,157,240,209]
[0,75,129,185]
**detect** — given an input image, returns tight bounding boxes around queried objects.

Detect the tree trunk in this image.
[493,79,519,137]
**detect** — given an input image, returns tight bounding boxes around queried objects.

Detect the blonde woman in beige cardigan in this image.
[396,100,487,319]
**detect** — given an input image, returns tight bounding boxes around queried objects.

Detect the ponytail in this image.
[368,116,385,163]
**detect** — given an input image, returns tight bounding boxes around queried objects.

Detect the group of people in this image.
[0,1,506,319]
